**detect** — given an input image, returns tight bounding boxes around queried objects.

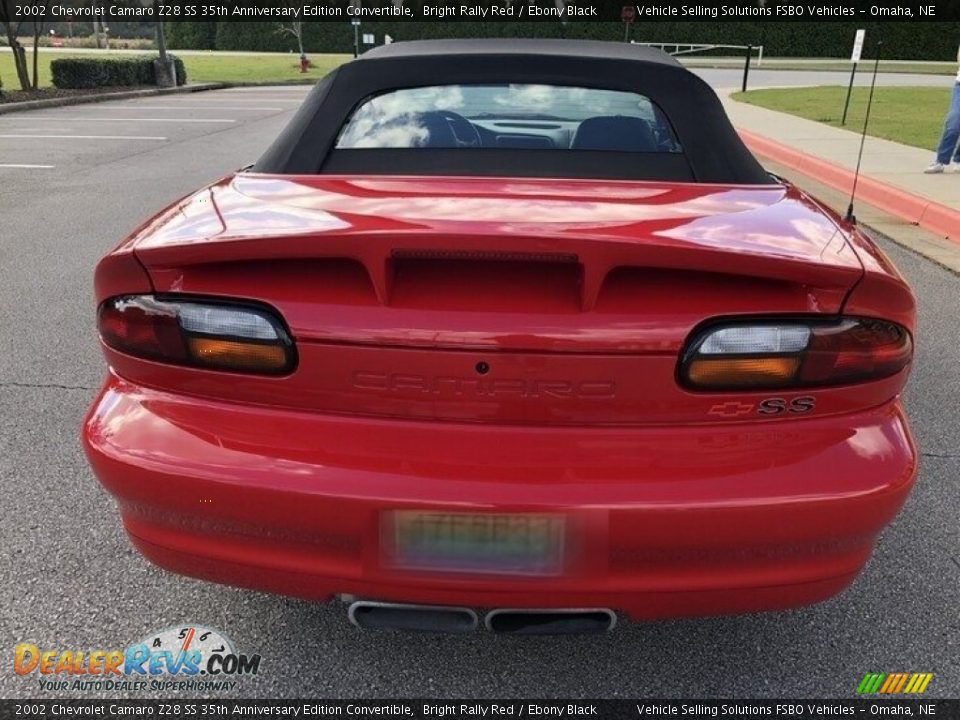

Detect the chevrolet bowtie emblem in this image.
[708,401,754,417]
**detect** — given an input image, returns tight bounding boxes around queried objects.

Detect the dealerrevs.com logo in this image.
[14,625,261,692]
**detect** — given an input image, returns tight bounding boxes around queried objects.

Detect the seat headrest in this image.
[571,116,657,152]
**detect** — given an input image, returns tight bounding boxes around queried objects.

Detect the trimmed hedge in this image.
[171,56,188,86]
[51,55,187,89]
[167,19,960,61]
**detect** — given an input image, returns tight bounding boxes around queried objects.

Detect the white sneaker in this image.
[924,162,946,174]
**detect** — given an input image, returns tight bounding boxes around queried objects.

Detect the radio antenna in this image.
[845,39,882,224]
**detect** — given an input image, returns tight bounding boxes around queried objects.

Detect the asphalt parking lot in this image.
[1,74,958,700]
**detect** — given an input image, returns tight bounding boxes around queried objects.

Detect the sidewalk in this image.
[720,88,959,242]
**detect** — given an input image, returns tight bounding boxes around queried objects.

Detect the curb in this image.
[0,82,228,115]
[739,129,960,243]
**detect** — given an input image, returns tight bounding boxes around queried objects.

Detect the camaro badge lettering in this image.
[352,372,616,400]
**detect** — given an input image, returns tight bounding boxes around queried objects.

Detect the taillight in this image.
[679,318,912,390]
[98,296,296,375]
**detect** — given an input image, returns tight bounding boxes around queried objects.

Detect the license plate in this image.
[388,511,565,576]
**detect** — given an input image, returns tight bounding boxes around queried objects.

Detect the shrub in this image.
[50,55,187,89]
[171,55,187,86]
[51,58,116,88]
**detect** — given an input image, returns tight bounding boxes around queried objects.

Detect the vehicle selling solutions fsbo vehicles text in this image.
[635,3,857,17]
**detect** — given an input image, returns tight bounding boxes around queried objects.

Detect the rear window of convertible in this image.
[335,84,683,153]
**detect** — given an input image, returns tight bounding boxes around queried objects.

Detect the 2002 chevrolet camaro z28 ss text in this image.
[83,40,917,635]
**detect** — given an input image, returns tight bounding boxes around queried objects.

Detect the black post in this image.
[841,62,858,125]
[741,45,753,93]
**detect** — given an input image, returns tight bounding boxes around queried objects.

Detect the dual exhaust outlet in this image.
[348,601,616,635]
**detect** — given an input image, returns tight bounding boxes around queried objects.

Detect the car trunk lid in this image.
[128,173,865,425]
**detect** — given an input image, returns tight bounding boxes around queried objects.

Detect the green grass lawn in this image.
[731,85,952,150]
[686,58,957,75]
[0,51,350,90]
[177,52,350,84]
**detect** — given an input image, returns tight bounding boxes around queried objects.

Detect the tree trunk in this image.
[32,25,41,89]
[12,41,31,90]
[1,17,30,91]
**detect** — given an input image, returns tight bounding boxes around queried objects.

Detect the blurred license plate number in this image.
[391,512,564,575]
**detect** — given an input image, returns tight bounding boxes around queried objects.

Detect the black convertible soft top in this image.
[254,39,773,185]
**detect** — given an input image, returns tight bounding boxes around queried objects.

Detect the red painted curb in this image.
[739,129,959,242]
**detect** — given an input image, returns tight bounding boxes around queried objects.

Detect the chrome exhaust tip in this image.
[485,608,617,635]
[348,601,479,633]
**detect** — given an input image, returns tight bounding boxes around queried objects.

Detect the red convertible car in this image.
[83,40,917,634]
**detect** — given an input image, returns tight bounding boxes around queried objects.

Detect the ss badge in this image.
[757,396,816,415]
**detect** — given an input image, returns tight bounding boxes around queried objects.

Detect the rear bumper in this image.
[83,373,917,620]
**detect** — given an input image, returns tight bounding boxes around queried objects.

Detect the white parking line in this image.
[211,98,307,102]
[161,100,302,104]
[216,88,308,92]
[92,105,285,111]
[213,94,308,100]
[0,163,55,169]
[216,93,309,97]
[0,134,167,140]
[22,117,236,124]
[140,98,303,103]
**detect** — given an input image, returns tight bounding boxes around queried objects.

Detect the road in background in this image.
[1,81,957,699]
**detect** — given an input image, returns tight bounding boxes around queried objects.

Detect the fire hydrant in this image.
[299,54,309,73]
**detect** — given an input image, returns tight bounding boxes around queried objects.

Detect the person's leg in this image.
[935,82,960,165]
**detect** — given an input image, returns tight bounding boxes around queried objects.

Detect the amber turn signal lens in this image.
[187,338,289,373]
[679,318,912,391]
[98,295,296,375]
[685,357,801,388]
